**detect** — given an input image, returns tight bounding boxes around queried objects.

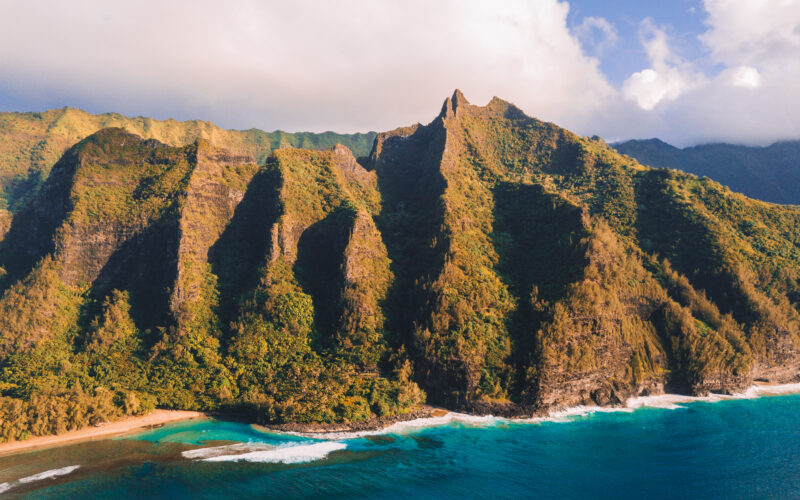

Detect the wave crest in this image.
[185,441,346,464]
[0,465,80,494]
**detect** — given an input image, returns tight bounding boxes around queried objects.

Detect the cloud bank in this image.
[0,0,798,146]
[616,0,800,145]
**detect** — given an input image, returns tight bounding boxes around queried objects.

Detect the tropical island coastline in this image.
[4,380,800,458]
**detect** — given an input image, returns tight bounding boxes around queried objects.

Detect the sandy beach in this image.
[3,381,800,457]
[0,410,206,456]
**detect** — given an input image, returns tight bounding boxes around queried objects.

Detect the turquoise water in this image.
[4,395,800,498]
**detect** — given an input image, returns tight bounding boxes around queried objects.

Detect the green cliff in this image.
[1,92,799,441]
[0,107,376,215]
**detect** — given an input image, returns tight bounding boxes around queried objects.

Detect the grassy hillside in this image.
[0,107,376,214]
[613,138,800,205]
[0,129,420,440]
[1,92,799,442]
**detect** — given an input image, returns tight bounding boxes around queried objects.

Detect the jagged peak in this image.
[437,90,535,123]
[485,96,528,120]
[439,89,471,119]
[331,143,372,180]
[616,138,678,149]
[451,89,469,109]
[331,143,355,159]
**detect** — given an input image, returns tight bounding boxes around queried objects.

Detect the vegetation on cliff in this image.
[1,92,799,442]
[0,107,376,216]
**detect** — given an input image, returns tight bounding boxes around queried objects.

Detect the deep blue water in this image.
[4,395,800,499]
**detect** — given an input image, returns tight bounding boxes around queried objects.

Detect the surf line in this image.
[0,465,81,495]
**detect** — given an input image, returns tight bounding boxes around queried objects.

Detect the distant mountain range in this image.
[613,138,800,205]
[1,93,799,443]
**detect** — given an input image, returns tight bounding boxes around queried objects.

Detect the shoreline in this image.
[3,381,800,456]
[257,405,451,435]
[0,410,207,456]
[277,380,800,438]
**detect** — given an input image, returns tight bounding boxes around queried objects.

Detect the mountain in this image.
[613,138,800,205]
[0,107,376,241]
[1,91,799,442]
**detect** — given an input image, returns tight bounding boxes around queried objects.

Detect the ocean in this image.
[3,391,800,499]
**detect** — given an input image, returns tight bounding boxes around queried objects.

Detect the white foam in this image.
[625,382,800,410]
[198,441,346,464]
[527,404,637,423]
[17,465,80,484]
[276,382,800,440]
[290,412,501,440]
[744,382,800,397]
[0,465,82,493]
[181,443,274,460]
[625,393,706,410]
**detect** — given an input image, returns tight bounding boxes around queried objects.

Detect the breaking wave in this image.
[184,441,346,464]
[0,465,80,494]
[289,382,800,439]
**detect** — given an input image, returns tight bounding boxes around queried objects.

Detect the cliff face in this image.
[370,90,800,409]
[169,140,259,336]
[1,92,800,442]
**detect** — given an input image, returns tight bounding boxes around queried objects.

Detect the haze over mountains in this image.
[614,139,800,205]
[1,91,799,443]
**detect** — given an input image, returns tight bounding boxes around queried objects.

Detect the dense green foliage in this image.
[1,92,800,443]
[371,91,800,410]
[0,107,376,214]
[0,130,419,442]
[614,138,800,205]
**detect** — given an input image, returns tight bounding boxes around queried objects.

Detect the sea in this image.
[3,387,800,499]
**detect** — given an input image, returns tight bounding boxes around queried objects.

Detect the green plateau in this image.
[1,91,800,442]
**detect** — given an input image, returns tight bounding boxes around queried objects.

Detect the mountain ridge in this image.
[1,91,799,441]
[613,138,800,205]
[0,106,377,221]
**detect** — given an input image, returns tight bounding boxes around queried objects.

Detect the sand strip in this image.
[0,410,206,456]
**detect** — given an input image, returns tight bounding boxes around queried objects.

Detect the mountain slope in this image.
[0,129,422,439]
[0,107,376,217]
[613,138,800,205]
[371,91,800,410]
[1,92,800,442]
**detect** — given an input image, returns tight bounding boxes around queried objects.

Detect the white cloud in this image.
[726,66,762,88]
[700,0,800,68]
[610,0,800,146]
[0,0,614,135]
[622,19,703,110]
[0,0,798,147]
[574,16,618,56]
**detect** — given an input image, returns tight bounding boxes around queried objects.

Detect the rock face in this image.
[1,91,800,440]
[169,140,258,335]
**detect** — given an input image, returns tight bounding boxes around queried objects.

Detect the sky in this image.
[0,0,799,146]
